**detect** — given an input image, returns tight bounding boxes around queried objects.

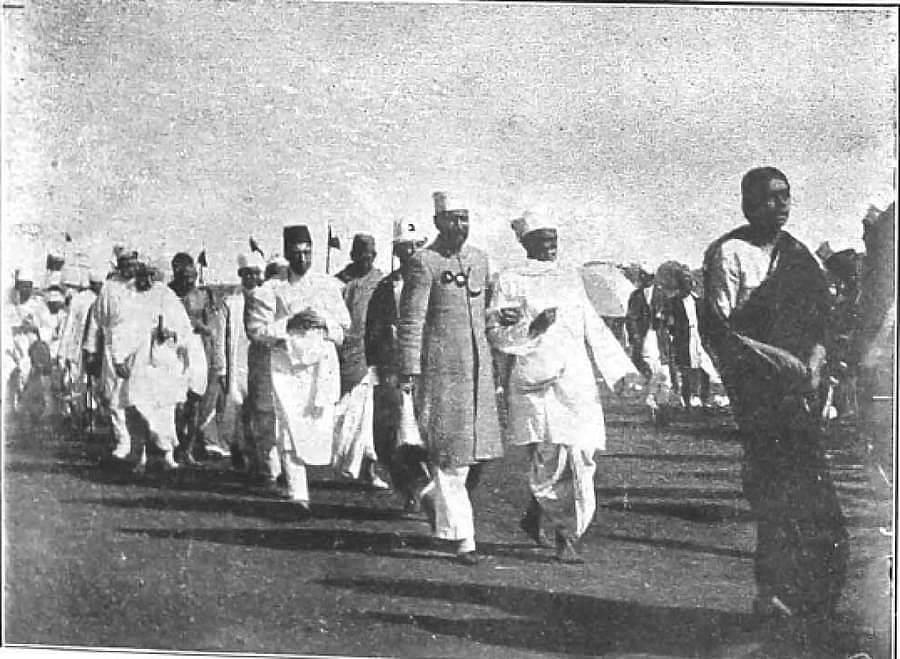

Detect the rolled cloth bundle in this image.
[730,332,810,387]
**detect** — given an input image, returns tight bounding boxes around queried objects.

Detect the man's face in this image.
[181,265,198,289]
[746,177,790,236]
[524,234,558,262]
[286,241,313,276]
[118,257,138,281]
[434,211,469,251]
[47,298,64,314]
[15,281,33,302]
[134,266,153,292]
[240,268,262,290]
[393,241,418,267]
[351,246,377,274]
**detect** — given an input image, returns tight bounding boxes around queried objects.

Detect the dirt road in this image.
[3,399,891,658]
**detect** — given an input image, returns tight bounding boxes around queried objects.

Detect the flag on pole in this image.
[327,226,341,250]
[249,237,265,257]
[64,232,73,242]
[197,250,208,284]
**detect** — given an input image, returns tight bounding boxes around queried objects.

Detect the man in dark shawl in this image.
[702,167,848,623]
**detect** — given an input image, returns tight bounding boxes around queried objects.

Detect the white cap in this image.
[393,219,426,244]
[511,209,558,243]
[267,255,288,267]
[60,264,85,288]
[15,265,35,283]
[432,191,467,215]
[45,288,65,304]
[237,252,266,272]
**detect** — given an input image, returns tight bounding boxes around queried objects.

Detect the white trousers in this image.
[432,465,475,552]
[280,449,309,502]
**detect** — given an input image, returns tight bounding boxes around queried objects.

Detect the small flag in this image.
[197,250,208,268]
[327,226,341,250]
[249,237,265,257]
[64,232,73,242]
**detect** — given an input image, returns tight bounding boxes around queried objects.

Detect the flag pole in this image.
[326,226,332,274]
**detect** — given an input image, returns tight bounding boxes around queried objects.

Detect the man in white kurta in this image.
[245,225,350,507]
[488,214,639,562]
[111,262,193,470]
[84,250,138,459]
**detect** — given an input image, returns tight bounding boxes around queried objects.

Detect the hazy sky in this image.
[3,2,897,281]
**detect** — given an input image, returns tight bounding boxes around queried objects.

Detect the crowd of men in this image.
[4,168,896,628]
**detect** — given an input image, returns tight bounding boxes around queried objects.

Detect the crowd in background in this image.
[3,171,896,622]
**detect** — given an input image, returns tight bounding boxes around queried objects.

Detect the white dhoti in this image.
[432,465,475,551]
[271,329,340,502]
[528,442,597,538]
[331,372,377,479]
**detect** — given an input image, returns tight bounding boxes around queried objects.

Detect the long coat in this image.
[397,242,503,468]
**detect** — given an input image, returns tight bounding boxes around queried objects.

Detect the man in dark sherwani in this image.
[397,192,504,566]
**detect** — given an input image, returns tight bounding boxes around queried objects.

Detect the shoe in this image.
[111,446,130,461]
[368,475,391,491]
[162,451,179,471]
[689,395,702,408]
[555,531,585,564]
[204,445,230,459]
[456,551,479,566]
[752,594,794,619]
[519,501,552,547]
[290,499,311,513]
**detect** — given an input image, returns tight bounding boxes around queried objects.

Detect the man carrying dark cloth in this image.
[702,166,848,623]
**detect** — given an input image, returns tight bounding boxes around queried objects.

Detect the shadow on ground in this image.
[318,575,862,658]
[120,525,559,564]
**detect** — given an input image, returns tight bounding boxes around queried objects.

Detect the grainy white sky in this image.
[2,2,897,282]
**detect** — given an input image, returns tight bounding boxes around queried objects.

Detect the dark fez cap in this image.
[283,225,313,247]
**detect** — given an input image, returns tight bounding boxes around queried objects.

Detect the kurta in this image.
[57,289,97,372]
[245,271,350,465]
[85,276,132,401]
[339,267,383,392]
[487,260,637,452]
[397,243,503,468]
[112,282,193,449]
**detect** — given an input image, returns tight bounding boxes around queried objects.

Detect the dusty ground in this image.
[3,397,892,658]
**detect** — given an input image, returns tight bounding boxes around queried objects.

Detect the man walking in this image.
[702,167,848,622]
[397,192,504,565]
[488,212,639,562]
[245,225,350,508]
[84,248,137,461]
[365,219,431,510]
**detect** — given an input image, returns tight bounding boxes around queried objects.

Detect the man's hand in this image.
[528,307,557,337]
[498,307,522,327]
[614,372,643,397]
[176,345,190,373]
[287,308,327,332]
[113,361,130,379]
[398,373,415,394]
